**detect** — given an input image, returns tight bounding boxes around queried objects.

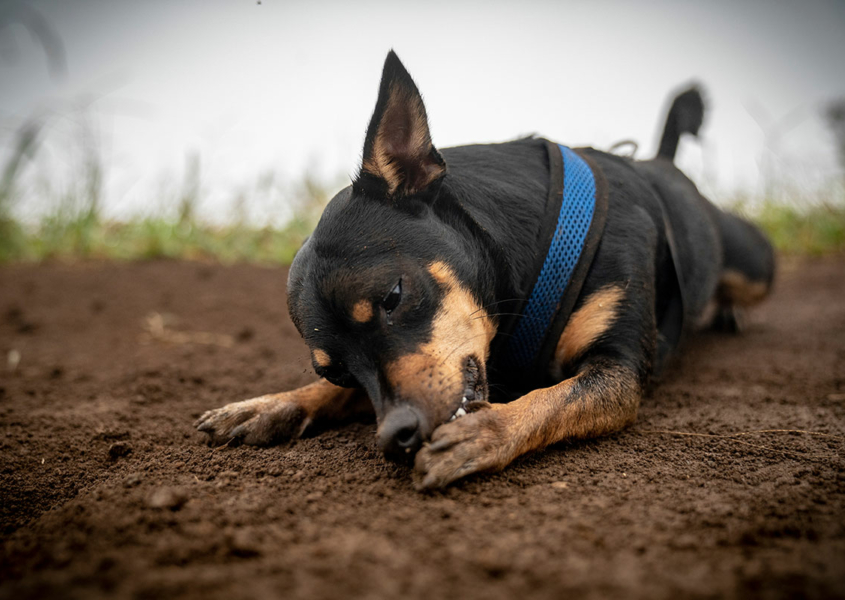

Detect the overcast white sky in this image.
[1,0,844,223]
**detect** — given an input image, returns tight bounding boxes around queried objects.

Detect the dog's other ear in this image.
[356,51,446,199]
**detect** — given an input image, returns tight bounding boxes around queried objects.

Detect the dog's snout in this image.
[378,406,425,460]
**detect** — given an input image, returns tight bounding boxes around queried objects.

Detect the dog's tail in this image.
[656,86,705,162]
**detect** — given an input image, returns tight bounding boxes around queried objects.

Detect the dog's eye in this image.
[382,280,402,315]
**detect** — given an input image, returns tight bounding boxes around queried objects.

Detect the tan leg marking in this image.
[195,379,370,446]
[415,363,640,489]
[717,269,769,307]
[384,261,495,423]
[550,285,624,379]
[351,300,373,323]
[312,348,331,367]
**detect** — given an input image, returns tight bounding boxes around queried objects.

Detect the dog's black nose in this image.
[378,406,424,460]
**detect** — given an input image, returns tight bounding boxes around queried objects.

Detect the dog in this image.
[195,51,775,490]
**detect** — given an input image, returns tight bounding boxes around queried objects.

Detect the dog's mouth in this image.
[448,356,488,422]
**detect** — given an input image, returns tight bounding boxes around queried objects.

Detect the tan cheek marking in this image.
[717,269,770,307]
[312,349,331,368]
[352,300,374,323]
[554,285,624,368]
[384,262,496,415]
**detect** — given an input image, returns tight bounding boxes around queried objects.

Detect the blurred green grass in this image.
[0,111,335,265]
[748,202,845,256]
[2,100,844,265]
[725,190,845,256]
[0,132,333,264]
[0,180,328,264]
[2,108,843,264]
[0,116,843,265]
[0,215,316,264]
[1,193,844,265]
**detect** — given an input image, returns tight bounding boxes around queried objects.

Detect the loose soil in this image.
[1,257,844,599]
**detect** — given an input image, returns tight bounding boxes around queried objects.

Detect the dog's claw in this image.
[418,474,440,491]
[427,437,459,453]
[228,424,244,438]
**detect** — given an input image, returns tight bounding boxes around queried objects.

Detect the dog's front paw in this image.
[414,406,511,491]
[195,395,309,447]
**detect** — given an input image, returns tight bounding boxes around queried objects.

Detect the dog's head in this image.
[287,51,497,461]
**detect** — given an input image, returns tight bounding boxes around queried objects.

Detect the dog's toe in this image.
[413,408,509,491]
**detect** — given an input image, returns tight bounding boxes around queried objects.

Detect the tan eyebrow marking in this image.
[352,300,374,323]
[428,261,453,286]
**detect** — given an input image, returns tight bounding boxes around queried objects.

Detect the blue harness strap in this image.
[504,145,599,370]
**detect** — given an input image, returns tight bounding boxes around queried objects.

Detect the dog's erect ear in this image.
[356,51,446,199]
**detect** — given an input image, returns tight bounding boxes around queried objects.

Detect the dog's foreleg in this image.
[414,359,641,490]
[195,379,371,446]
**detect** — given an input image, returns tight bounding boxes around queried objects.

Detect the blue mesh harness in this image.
[497,143,608,385]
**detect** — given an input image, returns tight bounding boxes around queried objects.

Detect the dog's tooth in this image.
[449,415,457,421]
[461,396,468,405]
[455,407,467,417]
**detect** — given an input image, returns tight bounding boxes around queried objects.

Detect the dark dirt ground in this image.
[1,257,844,600]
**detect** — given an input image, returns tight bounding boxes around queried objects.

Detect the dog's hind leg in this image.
[195,380,372,446]
[710,210,775,332]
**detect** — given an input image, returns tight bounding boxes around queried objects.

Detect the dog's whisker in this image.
[474,312,544,322]
[469,298,523,317]
[434,332,490,370]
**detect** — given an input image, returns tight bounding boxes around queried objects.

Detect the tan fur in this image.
[351,300,374,323]
[360,83,444,197]
[312,348,331,367]
[363,149,402,196]
[384,261,496,421]
[502,364,639,458]
[428,261,453,285]
[194,379,371,447]
[550,285,624,378]
[287,379,363,420]
[232,379,353,421]
[717,269,769,307]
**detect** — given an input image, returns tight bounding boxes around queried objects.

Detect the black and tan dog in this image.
[196,52,774,490]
